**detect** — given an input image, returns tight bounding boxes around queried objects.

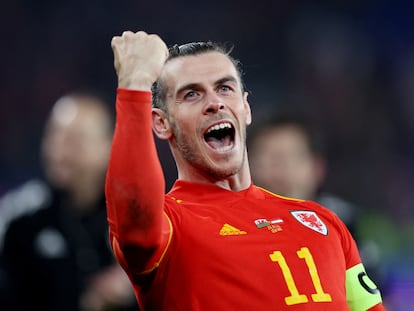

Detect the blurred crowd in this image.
[0,1,413,310]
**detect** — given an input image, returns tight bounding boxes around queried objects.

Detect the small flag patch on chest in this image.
[220,223,247,236]
[254,218,284,233]
[290,211,328,235]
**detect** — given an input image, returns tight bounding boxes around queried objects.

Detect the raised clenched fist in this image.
[111,31,169,90]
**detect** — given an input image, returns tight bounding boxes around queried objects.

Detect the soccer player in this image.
[106,31,386,310]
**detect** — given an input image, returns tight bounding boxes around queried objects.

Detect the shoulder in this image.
[0,179,51,217]
[255,186,345,228]
[0,180,51,248]
[256,186,334,212]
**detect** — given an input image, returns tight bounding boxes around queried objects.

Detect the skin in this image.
[112,31,252,191]
[41,95,112,211]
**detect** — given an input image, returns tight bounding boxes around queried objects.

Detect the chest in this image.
[154,198,349,309]
[168,197,341,258]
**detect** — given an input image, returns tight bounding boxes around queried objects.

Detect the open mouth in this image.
[203,122,235,152]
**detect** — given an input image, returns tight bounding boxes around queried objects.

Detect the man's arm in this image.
[346,262,386,311]
[367,304,387,311]
[105,31,170,273]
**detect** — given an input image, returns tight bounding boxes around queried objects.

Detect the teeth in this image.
[206,122,232,134]
[216,145,233,152]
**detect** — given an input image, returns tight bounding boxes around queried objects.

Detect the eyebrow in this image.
[175,75,239,96]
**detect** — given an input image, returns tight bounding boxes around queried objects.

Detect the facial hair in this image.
[170,117,247,180]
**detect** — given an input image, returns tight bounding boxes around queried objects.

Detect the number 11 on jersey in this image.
[269,247,332,305]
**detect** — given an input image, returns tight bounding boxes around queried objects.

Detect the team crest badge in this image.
[290,211,328,235]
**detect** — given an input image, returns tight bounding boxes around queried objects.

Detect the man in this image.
[1,92,138,311]
[106,31,386,310]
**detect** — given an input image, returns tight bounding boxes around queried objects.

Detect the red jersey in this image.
[106,89,385,311]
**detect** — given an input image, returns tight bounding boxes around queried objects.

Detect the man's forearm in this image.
[105,89,165,251]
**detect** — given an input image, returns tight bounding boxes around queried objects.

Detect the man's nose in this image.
[203,91,224,114]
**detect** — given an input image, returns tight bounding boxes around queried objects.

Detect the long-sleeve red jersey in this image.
[105,89,386,311]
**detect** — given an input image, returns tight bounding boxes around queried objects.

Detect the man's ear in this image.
[243,92,252,126]
[152,108,172,140]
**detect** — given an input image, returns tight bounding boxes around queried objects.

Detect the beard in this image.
[171,120,247,180]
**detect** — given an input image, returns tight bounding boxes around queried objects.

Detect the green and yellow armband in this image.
[346,263,382,311]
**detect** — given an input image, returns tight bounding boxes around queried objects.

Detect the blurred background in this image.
[0,0,413,309]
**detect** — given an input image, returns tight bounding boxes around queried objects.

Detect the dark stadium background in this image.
[1,1,413,309]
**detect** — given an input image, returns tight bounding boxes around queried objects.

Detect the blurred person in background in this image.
[248,115,357,232]
[247,114,385,296]
[0,92,139,311]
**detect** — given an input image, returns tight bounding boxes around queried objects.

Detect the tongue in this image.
[205,135,231,149]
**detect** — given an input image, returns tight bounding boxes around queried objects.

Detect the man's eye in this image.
[219,85,231,93]
[184,91,197,99]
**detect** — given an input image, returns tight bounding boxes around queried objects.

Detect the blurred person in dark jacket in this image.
[0,92,139,311]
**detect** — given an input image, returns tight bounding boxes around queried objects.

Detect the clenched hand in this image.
[111,31,169,91]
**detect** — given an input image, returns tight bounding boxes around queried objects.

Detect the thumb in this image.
[111,36,122,74]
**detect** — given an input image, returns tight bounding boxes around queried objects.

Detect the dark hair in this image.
[247,114,325,156]
[151,41,245,111]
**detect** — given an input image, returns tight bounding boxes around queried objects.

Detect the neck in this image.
[68,179,104,213]
[176,151,252,192]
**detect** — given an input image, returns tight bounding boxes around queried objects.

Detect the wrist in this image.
[118,73,155,91]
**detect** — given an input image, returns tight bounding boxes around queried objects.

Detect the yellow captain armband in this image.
[346,263,382,311]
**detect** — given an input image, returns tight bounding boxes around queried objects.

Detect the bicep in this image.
[346,263,384,310]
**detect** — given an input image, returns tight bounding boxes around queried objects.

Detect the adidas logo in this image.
[219,223,247,236]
